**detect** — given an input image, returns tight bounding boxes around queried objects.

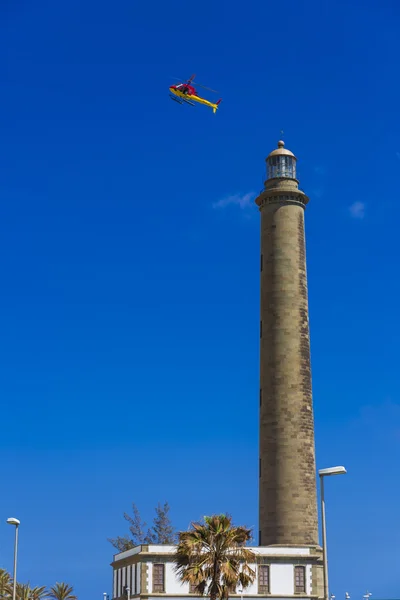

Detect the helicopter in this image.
[169,74,222,114]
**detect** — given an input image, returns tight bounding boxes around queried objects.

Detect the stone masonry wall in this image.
[259,199,318,546]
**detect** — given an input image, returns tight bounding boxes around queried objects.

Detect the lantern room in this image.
[266,140,297,180]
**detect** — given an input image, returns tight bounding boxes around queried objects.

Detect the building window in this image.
[258,565,270,594]
[153,564,165,593]
[294,566,306,594]
[130,565,135,595]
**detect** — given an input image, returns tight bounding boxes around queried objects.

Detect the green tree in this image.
[108,502,175,552]
[174,514,256,600]
[0,569,12,599]
[151,502,176,544]
[48,583,77,600]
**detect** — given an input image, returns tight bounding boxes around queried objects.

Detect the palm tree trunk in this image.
[210,560,220,600]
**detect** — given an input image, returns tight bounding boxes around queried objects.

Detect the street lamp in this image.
[7,517,20,600]
[318,466,347,600]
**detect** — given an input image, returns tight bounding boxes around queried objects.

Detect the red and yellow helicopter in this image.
[169,74,222,114]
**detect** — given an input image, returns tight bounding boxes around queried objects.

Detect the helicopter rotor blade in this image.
[170,77,188,84]
[170,75,196,85]
[195,82,219,93]
[169,74,218,92]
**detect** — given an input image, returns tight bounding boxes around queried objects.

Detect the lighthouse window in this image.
[280,156,290,177]
[267,155,296,179]
[294,566,306,594]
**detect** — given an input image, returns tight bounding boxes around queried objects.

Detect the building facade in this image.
[256,141,319,547]
[111,545,323,600]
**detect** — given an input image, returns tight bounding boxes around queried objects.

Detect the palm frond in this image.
[16,583,32,600]
[48,583,77,600]
[0,569,13,599]
[30,586,48,600]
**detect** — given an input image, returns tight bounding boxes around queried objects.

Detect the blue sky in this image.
[1,0,399,597]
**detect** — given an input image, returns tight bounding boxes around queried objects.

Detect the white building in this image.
[111,544,323,600]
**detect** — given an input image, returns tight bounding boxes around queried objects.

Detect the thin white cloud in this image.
[212,192,255,210]
[349,201,365,219]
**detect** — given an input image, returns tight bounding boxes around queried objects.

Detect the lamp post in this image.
[7,518,20,600]
[318,466,347,600]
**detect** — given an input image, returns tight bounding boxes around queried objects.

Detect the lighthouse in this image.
[256,141,318,547]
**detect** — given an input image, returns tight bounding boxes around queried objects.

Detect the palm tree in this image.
[30,587,48,600]
[0,569,12,599]
[174,514,256,600]
[15,583,31,600]
[48,583,76,600]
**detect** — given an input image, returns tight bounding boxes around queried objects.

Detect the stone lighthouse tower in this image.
[256,141,318,547]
